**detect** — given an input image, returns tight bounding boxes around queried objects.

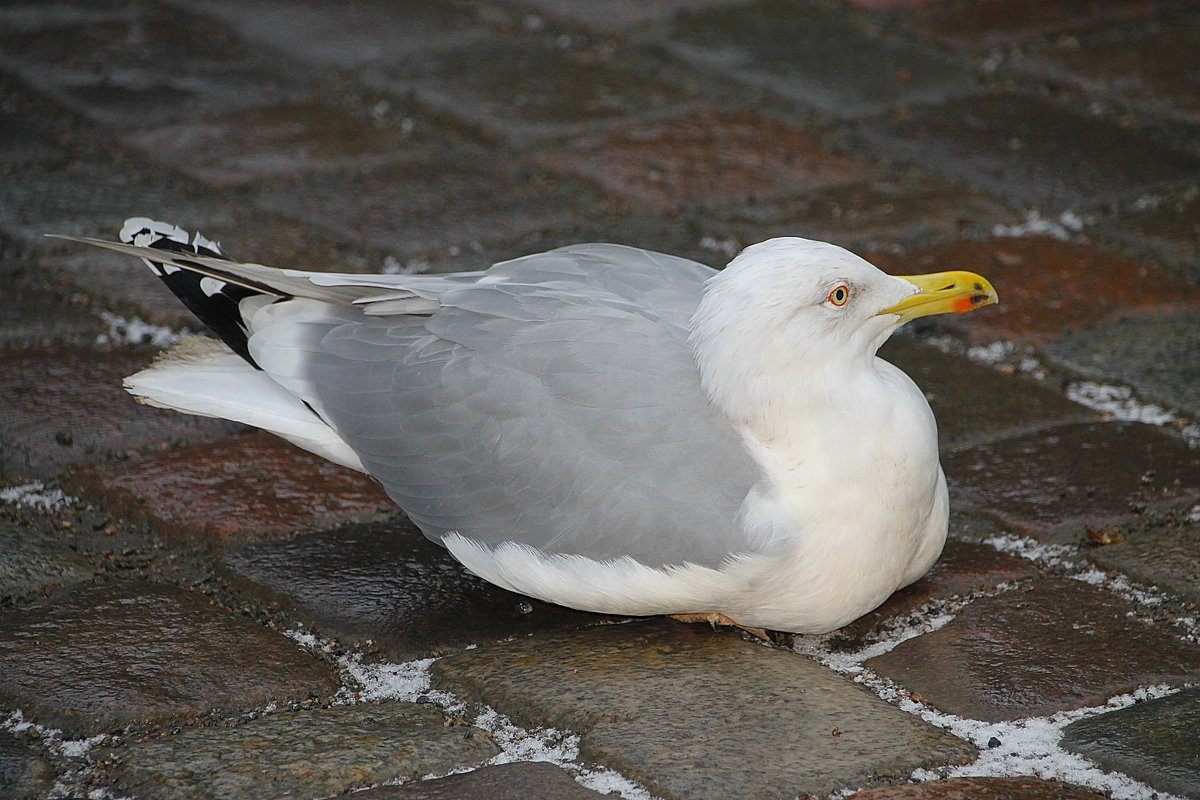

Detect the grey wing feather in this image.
[263,244,763,569]
[48,234,481,310]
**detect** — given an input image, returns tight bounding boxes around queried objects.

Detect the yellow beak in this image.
[878,270,999,323]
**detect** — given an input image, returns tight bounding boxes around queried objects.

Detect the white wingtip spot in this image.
[199,276,226,297]
[120,217,189,247]
[192,231,222,255]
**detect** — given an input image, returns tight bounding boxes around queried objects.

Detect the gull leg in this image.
[668,612,770,642]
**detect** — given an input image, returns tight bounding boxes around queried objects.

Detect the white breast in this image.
[703,358,944,631]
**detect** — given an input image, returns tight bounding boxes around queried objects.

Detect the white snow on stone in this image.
[794,612,958,674]
[471,703,655,798]
[1181,425,1200,449]
[791,602,1188,800]
[0,482,75,512]
[1073,567,1163,606]
[992,209,1088,240]
[980,49,1004,74]
[283,628,338,655]
[966,340,1014,365]
[475,707,580,765]
[3,711,117,799]
[1066,381,1177,426]
[959,340,1048,380]
[284,629,663,800]
[2,710,36,735]
[984,534,1079,570]
[334,654,463,711]
[95,311,182,348]
[575,767,660,800]
[1058,210,1087,232]
[698,235,742,260]
[58,735,108,759]
[85,788,134,800]
[984,538,1197,641]
[901,684,1187,800]
[381,254,431,275]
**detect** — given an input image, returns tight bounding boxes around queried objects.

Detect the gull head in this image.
[689,237,997,424]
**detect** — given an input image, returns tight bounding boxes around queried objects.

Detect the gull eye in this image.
[827,284,850,307]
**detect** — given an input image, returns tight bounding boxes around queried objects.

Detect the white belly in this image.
[441,466,947,634]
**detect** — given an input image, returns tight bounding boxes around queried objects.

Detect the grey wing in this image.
[262,244,763,569]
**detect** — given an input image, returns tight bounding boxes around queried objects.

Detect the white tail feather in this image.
[125,337,367,472]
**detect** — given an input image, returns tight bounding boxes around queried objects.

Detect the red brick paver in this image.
[542,110,871,212]
[73,431,393,546]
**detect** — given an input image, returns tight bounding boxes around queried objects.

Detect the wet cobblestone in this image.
[1061,687,1200,799]
[100,702,498,800]
[945,421,1200,542]
[866,578,1200,721]
[0,581,339,736]
[847,776,1112,800]
[432,621,976,800]
[220,519,618,660]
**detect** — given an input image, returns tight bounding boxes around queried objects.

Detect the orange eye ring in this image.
[827,285,850,307]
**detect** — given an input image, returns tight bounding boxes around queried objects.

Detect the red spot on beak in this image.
[953,295,977,314]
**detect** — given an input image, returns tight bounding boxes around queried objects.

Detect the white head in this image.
[689,237,996,427]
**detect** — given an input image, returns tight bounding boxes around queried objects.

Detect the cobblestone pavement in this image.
[2,1,1198,798]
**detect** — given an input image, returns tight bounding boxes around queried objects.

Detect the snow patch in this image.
[3,711,114,798]
[699,235,742,260]
[959,340,1047,380]
[784,563,1194,798]
[2,711,105,759]
[287,629,662,800]
[1181,424,1200,449]
[1066,382,1177,426]
[58,735,108,759]
[920,334,959,354]
[966,340,1015,365]
[283,629,335,654]
[795,612,958,674]
[0,482,75,512]
[381,254,430,275]
[984,534,1079,570]
[900,684,1187,800]
[992,209,1088,240]
[96,311,182,348]
[1072,567,1164,606]
[475,707,580,765]
[335,656,459,709]
[575,767,659,800]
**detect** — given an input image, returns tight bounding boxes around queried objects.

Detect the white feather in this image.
[124,337,366,472]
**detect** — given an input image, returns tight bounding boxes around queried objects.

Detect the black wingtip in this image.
[120,218,261,368]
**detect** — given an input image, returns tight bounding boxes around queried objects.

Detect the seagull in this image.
[57,219,997,634]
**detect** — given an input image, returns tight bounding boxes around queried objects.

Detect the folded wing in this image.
[62,232,764,570]
[256,244,763,569]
